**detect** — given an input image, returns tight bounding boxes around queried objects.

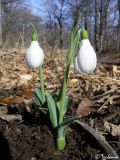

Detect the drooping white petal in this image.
[76,39,97,73]
[74,56,84,74]
[25,41,44,68]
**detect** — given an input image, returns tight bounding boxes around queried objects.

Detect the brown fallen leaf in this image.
[68,79,78,87]
[18,74,33,86]
[104,122,120,136]
[76,98,94,117]
[12,96,25,104]
[0,106,8,116]
[0,97,13,105]
[0,87,34,105]
[0,114,22,121]
[21,86,34,99]
[0,96,24,105]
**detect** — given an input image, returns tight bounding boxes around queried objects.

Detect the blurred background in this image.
[0,0,119,54]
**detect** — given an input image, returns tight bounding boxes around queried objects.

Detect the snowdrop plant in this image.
[26,15,92,151]
[25,24,45,103]
[74,27,97,74]
[25,25,44,69]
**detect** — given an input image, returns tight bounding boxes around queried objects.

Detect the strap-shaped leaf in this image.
[35,88,48,114]
[46,92,58,128]
[60,115,80,127]
[66,14,81,66]
[57,115,80,138]
[38,107,48,114]
[64,96,68,114]
[57,96,68,117]
[58,14,81,124]
[35,95,42,106]
[34,88,43,103]
[35,92,48,114]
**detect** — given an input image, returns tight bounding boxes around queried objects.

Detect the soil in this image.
[0,101,119,160]
[0,117,104,160]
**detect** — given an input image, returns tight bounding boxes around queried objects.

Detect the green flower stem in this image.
[39,66,45,103]
[56,137,66,151]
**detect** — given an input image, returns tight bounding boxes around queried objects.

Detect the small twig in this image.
[99,76,120,83]
[91,87,120,100]
[100,61,120,66]
[93,95,110,104]
[97,95,120,112]
[103,113,118,122]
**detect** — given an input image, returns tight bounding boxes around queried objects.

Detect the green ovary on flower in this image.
[81,27,89,40]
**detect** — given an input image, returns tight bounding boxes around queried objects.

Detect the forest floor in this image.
[0,50,120,160]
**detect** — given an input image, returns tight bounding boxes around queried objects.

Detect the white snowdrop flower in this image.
[25,41,44,68]
[25,25,44,69]
[74,28,97,74]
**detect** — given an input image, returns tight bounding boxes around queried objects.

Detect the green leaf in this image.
[34,88,43,104]
[66,14,81,66]
[34,88,48,114]
[57,115,80,138]
[38,107,48,113]
[46,92,58,128]
[60,115,80,127]
[57,96,68,117]
[50,91,58,101]
[63,96,68,115]
[58,14,81,124]
[35,95,42,106]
